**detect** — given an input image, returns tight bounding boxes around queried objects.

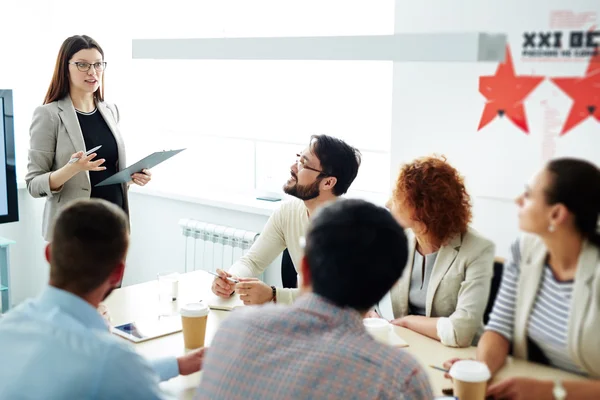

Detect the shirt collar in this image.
[292,292,366,333]
[38,286,107,332]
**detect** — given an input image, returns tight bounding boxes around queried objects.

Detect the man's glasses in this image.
[296,153,324,174]
[69,61,107,72]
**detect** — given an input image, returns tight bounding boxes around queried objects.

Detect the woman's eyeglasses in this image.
[69,61,107,72]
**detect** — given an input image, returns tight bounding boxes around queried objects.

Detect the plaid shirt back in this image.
[196,293,433,400]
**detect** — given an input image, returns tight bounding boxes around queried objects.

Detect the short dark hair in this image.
[545,158,600,248]
[44,35,105,105]
[310,135,361,196]
[50,199,129,295]
[304,199,409,311]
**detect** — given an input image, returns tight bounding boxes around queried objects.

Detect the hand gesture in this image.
[69,151,105,172]
[211,269,237,298]
[235,278,274,305]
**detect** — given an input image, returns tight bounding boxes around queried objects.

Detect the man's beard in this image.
[283,173,322,201]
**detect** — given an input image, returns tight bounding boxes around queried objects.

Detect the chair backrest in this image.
[281,248,297,289]
[483,257,505,325]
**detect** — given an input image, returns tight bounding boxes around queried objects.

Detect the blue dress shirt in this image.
[0,286,179,399]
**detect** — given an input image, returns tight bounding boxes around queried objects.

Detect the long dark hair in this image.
[545,158,600,248]
[44,35,105,105]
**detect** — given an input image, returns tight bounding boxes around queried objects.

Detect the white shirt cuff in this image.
[436,317,458,347]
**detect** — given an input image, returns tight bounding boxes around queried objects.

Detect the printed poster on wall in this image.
[391,2,599,200]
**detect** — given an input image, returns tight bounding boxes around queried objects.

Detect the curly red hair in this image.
[393,155,472,245]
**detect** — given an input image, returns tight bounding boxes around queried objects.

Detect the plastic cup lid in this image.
[363,318,390,330]
[449,360,491,383]
[180,302,209,317]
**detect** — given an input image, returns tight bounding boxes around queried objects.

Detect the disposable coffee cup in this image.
[180,302,209,349]
[363,318,391,343]
[448,360,491,400]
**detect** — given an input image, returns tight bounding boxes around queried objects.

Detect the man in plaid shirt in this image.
[197,199,433,400]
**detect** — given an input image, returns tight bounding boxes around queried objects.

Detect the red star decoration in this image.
[551,53,600,136]
[478,46,544,134]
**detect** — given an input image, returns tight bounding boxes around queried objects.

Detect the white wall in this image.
[125,192,281,287]
[390,0,599,256]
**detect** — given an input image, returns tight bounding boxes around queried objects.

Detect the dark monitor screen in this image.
[0,90,19,224]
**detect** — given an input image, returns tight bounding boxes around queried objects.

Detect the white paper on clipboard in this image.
[95,148,186,187]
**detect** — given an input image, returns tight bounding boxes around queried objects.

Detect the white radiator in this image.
[179,219,260,275]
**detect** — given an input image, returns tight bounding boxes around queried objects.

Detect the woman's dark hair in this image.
[44,35,105,104]
[545,158,600,248]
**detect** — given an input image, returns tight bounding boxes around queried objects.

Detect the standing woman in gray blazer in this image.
[25,35,151,241]
[370,155,495,347]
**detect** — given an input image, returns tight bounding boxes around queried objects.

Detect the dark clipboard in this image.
[95,149,186,187]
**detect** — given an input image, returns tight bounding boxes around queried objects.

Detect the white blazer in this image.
[513,234,600,377]
[390,227,495,347]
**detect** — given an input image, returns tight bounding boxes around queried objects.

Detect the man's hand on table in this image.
[177,347,206,376]
[211,269,238,298]
[235,278,274,305]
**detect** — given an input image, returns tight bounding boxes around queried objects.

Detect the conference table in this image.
[104,270,588,399]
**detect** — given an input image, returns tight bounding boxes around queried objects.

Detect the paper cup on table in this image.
[180,302,209,350]
[363,318,391,343]
[448,360,491,400]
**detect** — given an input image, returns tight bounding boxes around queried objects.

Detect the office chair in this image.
[281,249,297,289]
[483,257,505,325]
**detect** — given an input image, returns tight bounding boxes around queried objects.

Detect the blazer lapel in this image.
[391,232,416,318]
[567,240,598,369]
[57,96,89,185]
[57,96,86,156]
[97,102,126,171]
[425,234,461,317]
[513,241,546,359]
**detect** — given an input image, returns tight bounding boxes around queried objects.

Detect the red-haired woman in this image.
[384,155,494,347]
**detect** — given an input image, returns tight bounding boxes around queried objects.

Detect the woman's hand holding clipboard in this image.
[95,148,186,187]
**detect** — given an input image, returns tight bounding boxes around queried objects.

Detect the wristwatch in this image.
[271,285,277,303]
[552,380,566,400]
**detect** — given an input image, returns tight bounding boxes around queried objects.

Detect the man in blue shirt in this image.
[0,199,204,399]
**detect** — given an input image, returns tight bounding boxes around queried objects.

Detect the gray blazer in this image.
[25,95,129,240]
[390,227,495,347]
[513,234,600,377]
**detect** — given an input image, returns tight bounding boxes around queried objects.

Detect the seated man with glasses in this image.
[211,134,362,305]
[198,199,433,399]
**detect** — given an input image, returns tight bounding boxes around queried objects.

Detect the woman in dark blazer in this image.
[25,35,151,241]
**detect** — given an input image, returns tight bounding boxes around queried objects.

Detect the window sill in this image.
[129,185,388,216]
[18,180,387,217]
[128,185,281,216]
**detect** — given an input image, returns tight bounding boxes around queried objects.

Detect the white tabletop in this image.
[104,270,587,399]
